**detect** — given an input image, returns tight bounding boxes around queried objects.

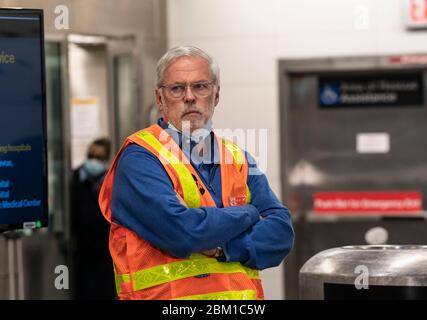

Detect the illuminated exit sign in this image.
[404,0,427,29]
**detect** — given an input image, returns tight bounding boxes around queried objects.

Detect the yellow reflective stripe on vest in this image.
[174,289,257,300]
[222,139,245,169]
[136,131,201,208]
[114,272,130,295]
[128,253,259,291]
[222,139,251,204]
[246,184,252,203]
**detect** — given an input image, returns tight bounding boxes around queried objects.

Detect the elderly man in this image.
[98,46,294,300]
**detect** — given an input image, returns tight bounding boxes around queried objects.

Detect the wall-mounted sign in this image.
[313,191,423,216]
[389,55,427,65]
[0,9,47,231]
[319,73,424,107]
[71,97,101,168]
[404,0,427,30]
[356,132,390,154]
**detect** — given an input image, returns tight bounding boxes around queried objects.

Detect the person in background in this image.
[98,46,295,300]
[70,138,115,300]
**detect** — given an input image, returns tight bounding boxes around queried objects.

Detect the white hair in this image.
[155,45,220,87]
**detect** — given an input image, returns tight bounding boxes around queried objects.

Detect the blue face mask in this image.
[83,159,106,177]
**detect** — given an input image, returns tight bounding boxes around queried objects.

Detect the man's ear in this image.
[155,88,164,112]
[214,85,220,106]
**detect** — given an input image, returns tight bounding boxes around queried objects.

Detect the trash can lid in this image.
[300,245,427,284]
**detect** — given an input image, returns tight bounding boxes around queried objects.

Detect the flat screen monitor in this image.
[0,8,47,232]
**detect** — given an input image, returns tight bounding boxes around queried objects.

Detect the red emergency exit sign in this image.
[405,0,427,29]
[313,191,423,216]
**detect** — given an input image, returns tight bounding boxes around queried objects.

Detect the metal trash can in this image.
[299,245,427,300]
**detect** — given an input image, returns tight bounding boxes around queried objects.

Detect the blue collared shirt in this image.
[111,119,294,269]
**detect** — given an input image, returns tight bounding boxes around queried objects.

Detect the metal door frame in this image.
[66,33,140,155]
[106,34,140,152]
[44,35,71,238]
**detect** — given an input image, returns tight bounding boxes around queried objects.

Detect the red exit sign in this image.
[313,191,423,216]
[405,0,427,29]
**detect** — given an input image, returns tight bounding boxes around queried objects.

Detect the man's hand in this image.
[201,248,217,257]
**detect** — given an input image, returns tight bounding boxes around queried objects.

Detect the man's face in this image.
[155,56,220,132]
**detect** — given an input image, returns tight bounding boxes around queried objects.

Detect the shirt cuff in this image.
[223,231,250,263]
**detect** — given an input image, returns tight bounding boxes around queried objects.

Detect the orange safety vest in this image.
[98,124,264,300]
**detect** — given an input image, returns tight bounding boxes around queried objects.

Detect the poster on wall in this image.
[70,97,101,168]
[0,9,47,231]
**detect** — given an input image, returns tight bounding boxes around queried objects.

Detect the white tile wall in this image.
[273,0,373,35]
[213,85,280,182]
[169,37,276,86]
[274,33,380,58]
[167,0,427,299]
[168,0,275,38]
[376,31,427,54]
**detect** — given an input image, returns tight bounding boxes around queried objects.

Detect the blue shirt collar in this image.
[156,118,219,165]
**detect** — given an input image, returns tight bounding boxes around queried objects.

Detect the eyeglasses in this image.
[160,81,215,99]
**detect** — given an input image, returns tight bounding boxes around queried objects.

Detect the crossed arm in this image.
[111,145,294,270]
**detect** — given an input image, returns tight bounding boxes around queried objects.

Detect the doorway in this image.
[279,56,427,299]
